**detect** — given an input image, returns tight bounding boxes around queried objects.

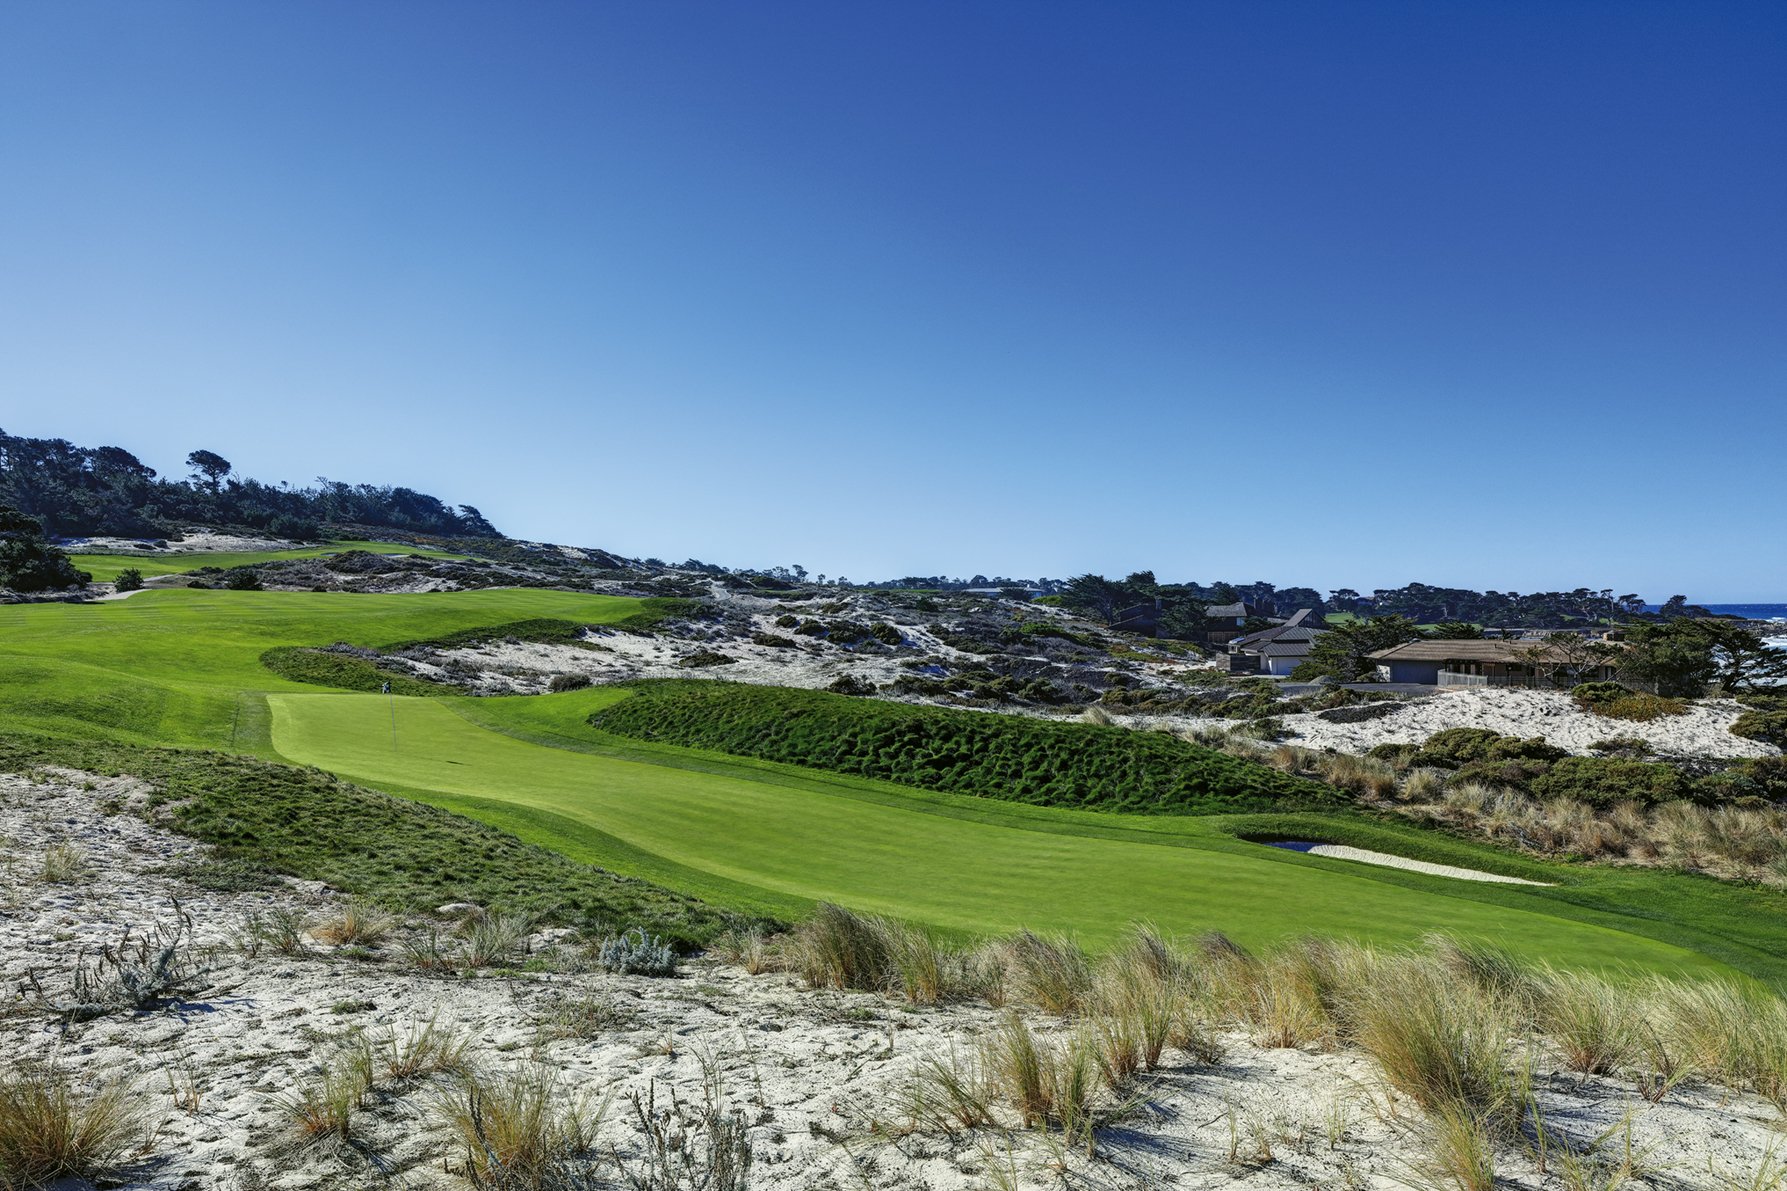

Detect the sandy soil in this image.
[3,770,1782,1190]
[1145,688,1775,761]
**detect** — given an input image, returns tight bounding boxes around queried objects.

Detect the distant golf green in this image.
[1,586,1781,980]
[69,539,469,582]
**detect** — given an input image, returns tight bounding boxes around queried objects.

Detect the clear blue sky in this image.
[2,3,1782,599]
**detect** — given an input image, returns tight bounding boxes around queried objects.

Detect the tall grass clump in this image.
[1536,969,1641,1075]
[1654,979,1787,1113]
[438,1065,605,1189]
[997,930,1092,1014]
[272,1041,376,1148]
[979,1013,1101,1149]
[312,900,395,947]
[1343,951,1525,1128]
[789,902,897,993]
[0,1063,145,1186]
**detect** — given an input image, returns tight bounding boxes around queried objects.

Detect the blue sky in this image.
[1,3,1782,599]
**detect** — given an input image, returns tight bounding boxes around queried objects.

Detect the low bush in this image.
[548,673,591,692]
[677,648,735,668]
[1413,728,1566,768]
[1528,756,1689,807]
[1732,710,1787,749]
[595,927,679,976]
[222,567,263,591]
[825,674,877,696]
[113,567,144,592]
[588,681,1345,816]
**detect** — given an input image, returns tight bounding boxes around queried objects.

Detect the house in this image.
[1228,609,1325,676]
[1367,639,1625,688]
[1112,599,1162,636]
[1203,600,1277,646]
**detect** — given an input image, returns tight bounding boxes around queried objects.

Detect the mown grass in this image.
[0,734,738,948]
[585,681,1345,815]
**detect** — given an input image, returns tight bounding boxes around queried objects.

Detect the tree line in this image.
[0,429,500,541]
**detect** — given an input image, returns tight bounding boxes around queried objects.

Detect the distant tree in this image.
[114,566,144,592]
[1620,622,1720,697]
[1426,621,1484,640]
[0,505,90,591]
[1123,570,1159,594]
[1209,582,1239,605]
[1518,632,1621,686]
[1617,593,1645,616]
[1293,615,1422,681]
[1658,595,1690,619]
[185,449,232,490]
[999,585,1031,601]
[1157,600,1209,641]
[1643,620,1787,694]
[1061,574,1131,624]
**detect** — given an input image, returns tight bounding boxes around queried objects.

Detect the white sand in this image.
[1148,687,1775,760]
[1265,841,1552,885]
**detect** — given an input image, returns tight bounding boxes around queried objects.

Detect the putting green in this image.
[266,691,1727,974]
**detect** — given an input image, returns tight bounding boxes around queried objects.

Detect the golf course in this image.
[3,583,1783,983]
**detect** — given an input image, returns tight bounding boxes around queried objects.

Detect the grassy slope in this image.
[264,689,1740,976]
[68,540,468,582]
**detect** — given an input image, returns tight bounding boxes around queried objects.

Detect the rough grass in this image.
[587,681,1346,815]
[0,735,743,950]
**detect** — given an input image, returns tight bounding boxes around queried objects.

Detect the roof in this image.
[1368,639,1624,663]
[1204,602,1255,619]
[1232,610,1326,653]
[1255,641,1316,657]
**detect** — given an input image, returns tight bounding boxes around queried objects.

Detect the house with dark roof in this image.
[1367,639,1624,687]
[1228,609,1325,676]
[1203,600,1277,646]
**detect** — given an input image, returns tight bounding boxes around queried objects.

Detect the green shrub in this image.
[548,674,592,692]
[1413,728,1565,769]
[113,567,144,592]
[774,613,800,628]
[222,567,263,591]
[678,649,736,668]
[1732,710,1787,749]
[1527,756,1689,807]
[1571,681,1630,710]
[826,674,877,696]
[870,622,903,646]
[588,681,1344,816]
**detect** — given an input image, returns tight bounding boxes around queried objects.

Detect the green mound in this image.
[588,681,1346,815]
[261,646,465,696]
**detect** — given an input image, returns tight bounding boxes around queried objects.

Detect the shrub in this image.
[222,566,263,591]
[825,674,877,696]
[595,927,678,977]
[0,1062,146,1185]
[113,567,145,592]
[1571,681,1631,710]
[773,613,800,628]
[1414,728,1565,768]
[1528,756,1689,807]
[1732,710,1787,749]
[677,649,735,668]
[548,673,592,692]
[870,622,903,646]
[587,681,1345,816]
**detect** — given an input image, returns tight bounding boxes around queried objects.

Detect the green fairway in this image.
[1,584,1782,981]
[69,539,469,582]
[261,689,1728,975]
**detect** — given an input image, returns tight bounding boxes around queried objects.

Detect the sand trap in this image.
[1265,840,1552,885]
